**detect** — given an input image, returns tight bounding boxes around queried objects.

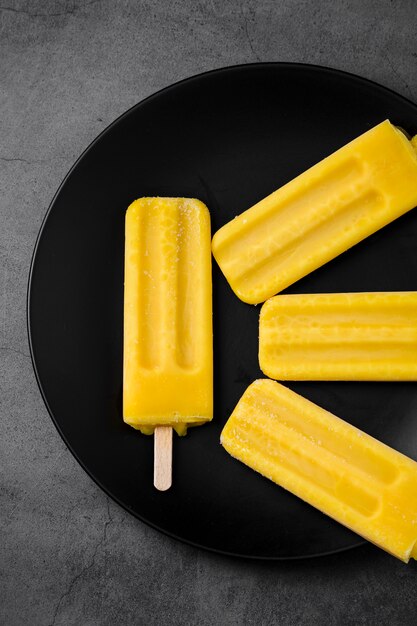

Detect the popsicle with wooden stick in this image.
[123,197,213,490]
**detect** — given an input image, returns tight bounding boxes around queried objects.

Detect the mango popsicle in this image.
[123,198,213,487]
[212,120,417,304]
[221,380,417,562]
[259,292,417,381]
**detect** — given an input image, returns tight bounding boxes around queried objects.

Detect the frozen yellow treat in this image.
[212,121,417,304]
[259,292,417,381]
[123,197,213,436]
[221,380,417,562]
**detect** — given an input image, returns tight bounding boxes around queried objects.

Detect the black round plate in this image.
[28,64,417,559]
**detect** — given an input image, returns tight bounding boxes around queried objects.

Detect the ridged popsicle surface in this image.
[259,292,417,380]
[123,197,212,435]
[221,380,417,562]
[212,121,417,303]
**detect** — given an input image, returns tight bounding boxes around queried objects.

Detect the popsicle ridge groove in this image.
[215,157,362,260]
[175,200,197,370]
[261,292,417,321]
[261,338,417,368]
[138,203,160,369]
[226,418,380,517]
[246,391,398,486]
[262,343,417,367]
[262,330,417,343]
[235,189,382,295]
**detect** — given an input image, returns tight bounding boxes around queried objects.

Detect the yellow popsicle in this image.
[123,197,213,436]
[259,292,417,381]
[221,380,417,562]
[212,120,417,304]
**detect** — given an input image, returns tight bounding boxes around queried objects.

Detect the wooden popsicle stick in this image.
[154,426,173,491]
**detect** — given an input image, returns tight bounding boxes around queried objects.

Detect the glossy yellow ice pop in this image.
[259,292,417,381]
[221,380,417,562]
[123,197,212,437]
[212,120,417,304]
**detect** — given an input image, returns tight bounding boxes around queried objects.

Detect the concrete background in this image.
[1,0,417,624]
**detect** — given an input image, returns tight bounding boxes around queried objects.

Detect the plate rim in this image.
[27,61,417,560]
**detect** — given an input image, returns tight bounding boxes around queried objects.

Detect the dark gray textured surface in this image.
[1,1,417,624]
